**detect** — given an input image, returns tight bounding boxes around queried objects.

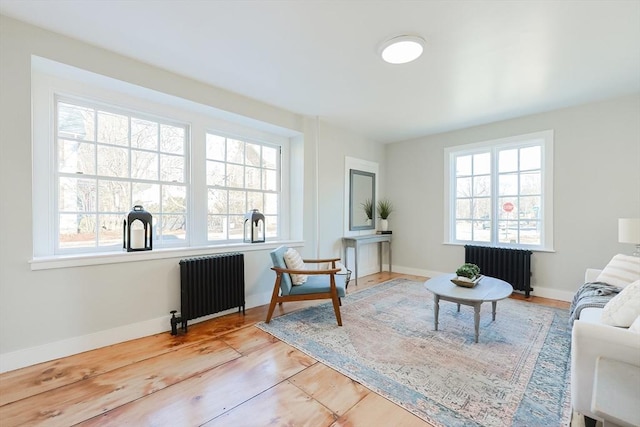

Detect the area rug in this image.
[256,278,572,427]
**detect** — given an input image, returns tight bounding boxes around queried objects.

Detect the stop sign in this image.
[503,202,514,212]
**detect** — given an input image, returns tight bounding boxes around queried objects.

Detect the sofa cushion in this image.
[283,247,307,285]
[596,254,640,288]
[601,279,640,327]
[629,316,640,334]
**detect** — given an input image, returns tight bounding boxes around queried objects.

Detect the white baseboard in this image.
[0,291,273,374]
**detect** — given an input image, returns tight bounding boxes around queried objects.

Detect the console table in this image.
[342,234,392,287]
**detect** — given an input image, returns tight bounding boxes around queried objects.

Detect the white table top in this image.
[424,274,513,302]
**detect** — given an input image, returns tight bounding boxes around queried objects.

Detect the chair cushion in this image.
[283,248,307,285]
[289,274,347,298]
[270,246,293,296]
[596,254,640,289]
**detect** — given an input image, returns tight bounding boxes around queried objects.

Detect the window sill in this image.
[30,240,304,271]
[442,242,556,253]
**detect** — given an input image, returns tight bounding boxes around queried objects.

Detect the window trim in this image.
[443,130,554,251]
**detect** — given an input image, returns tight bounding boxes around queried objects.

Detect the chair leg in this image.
[266,276,283,323]
[331,295,342,326]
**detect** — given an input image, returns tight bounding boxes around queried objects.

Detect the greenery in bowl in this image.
[377,199,393,219]
[361,198,373,220]
[456,263,481,279]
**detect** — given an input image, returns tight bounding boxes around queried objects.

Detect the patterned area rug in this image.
[256,278,572,427]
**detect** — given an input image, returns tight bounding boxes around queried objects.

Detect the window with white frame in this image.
[444,130,554,250]
[32,57,296,261]
[205,133,280,241]
[55,97,188,252]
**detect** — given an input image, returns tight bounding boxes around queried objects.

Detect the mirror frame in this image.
[349,169,376,231]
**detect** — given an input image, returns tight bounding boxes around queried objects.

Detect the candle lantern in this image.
[244,209,265,243]
[123,205,152,252]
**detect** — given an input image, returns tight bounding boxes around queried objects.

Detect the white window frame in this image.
[443,130,554,251]
[32,57,297,268]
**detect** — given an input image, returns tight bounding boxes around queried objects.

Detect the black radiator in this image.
[464,245,533,297]
[174,252,245,333]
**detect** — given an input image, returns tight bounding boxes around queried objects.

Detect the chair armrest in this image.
[303,257,341,264]
[271,267,340,275]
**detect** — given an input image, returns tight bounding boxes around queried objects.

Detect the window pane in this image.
[206,160,226,186]
[499,173,518,196]
[58,139,95,174]
[227,164,244,188]
[520,146,541,170]
[163,185,186,214]
[473,175,490,197]
[498,198,518,219]
[519,196,541,219]
[97,145,128,178]
[473,198,491,220]
[131,150,158,180]
[247,191,263,212]
[498,220,518,244]
[263,169,277,191]
[131,118,158,150]
[206,134,225,160]
[472,221,491,242]
[98,214,122,247]
[159,214,186,241]
[456,155,472,176]
[98,180,130,212]
[246,166,261,189]
[132,183,160,212]
[228,190,246,214]
[473,153,490,175]
[208,215,226,240]
[263,146,277,169]
[59,177,96,212]
[265,215,278,238]
[498,149,518,173]
[59,213,96,249]
[520,172,541,195]
[58,103,94,141]
[264,193,278,215]
[456,199,471,219]
[227,139,244,164]
[520,222,541,245]
[455,220,472,240]
[246,143,261,167]
[208,189,227,214]
[97,111,128,146]
[456,177,471,197]
[228,215,244,239]
[160,124,184,154]
[160,154,184,183]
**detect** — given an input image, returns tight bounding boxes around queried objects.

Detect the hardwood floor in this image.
[0,273,569,427]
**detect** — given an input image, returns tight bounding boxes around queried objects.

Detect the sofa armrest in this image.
[571,320,640,421]
[585,268,602,283]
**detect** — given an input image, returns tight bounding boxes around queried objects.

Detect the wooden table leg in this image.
[474,303,481,343]
[434,295,440,331]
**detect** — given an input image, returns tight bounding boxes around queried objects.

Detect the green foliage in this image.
[377,199,393,219]
[361,198,373,220]
[456,263,481,279]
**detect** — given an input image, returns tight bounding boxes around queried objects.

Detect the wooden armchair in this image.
[267,245,347,325]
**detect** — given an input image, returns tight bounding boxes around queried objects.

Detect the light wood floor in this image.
[0,273,569,427]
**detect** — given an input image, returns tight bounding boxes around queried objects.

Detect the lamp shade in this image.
[618,218,640,244]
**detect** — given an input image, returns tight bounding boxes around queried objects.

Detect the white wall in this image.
[0,15,385,372]
[386,94,640,300]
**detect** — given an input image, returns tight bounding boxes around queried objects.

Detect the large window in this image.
[55,98,188,252]
[444,130,554,250]
[206,133,280,241]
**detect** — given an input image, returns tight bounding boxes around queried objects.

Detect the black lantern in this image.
[244,209,265,243]
[123,205,152,252]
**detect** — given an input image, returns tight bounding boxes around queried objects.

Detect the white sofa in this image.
[570,268,640,426]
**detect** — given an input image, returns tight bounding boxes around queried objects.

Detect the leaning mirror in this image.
[349,169,376,230]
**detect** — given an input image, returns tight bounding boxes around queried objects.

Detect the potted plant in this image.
[377,199,393,231]
[455,263,481,282]
[361,198,373,225]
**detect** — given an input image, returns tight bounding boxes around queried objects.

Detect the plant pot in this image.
[380,219,388,231]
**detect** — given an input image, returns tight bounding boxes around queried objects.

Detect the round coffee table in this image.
[424,274,512,343]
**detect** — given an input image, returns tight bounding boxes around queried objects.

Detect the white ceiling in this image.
[1,0,639,143]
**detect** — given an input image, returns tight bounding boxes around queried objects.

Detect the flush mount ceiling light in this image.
[379,35,425,64]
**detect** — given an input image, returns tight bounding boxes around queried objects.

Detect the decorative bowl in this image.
[451,275,482,288]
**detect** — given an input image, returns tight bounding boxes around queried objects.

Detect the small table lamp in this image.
[618,218,640,257]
